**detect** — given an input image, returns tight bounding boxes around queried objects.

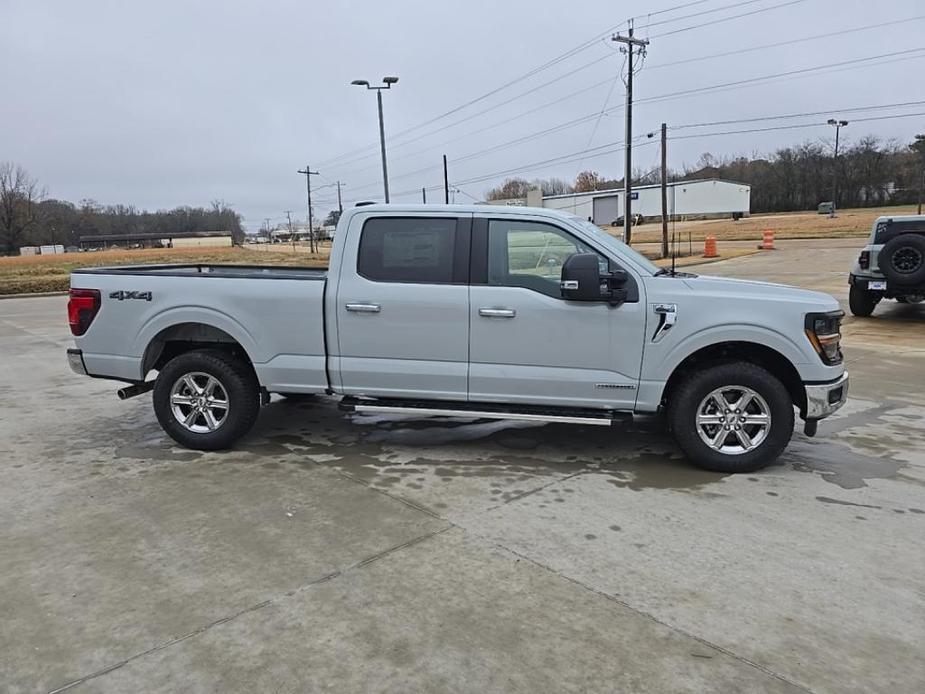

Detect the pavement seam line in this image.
[44,526,451,694]
[487,468,589,510]
[483,541,817,694]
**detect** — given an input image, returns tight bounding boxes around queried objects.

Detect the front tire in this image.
[153,349,260,450]
[849,284,879,317]
[668,362,794,473]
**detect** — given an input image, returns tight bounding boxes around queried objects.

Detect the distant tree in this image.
[0,163,43,254]
[323,210,341,227]
[530,177,572,196]
[485,177,531,200]
[574,170,601,192]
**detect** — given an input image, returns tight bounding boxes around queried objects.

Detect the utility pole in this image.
[285,210,295,251]
[827,119,848,218]
[297,165,319,253]
[612,23,649,245]
[422,187,427,203]
[660,123,669,259]
[443,155,450,204]
[336,181,344,215]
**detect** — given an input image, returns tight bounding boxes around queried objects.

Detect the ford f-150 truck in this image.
[67,204,848,473]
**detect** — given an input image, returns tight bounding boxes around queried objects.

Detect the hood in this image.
[679,274,840,311]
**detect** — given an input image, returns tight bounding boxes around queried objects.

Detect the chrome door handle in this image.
[479,308,516,318]
[346,303,381,313]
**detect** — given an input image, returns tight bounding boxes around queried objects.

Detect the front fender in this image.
[645,323,812,382]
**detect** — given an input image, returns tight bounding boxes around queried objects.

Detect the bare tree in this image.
[0,163,44,254]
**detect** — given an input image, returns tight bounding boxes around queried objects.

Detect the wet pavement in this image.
[1,240,923,693]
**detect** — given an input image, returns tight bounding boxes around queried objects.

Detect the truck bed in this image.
[70,263,329,391]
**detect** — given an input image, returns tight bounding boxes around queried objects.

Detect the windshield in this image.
[568,216,660,275]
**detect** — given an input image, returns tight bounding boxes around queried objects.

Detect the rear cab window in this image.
[357,216,468,284]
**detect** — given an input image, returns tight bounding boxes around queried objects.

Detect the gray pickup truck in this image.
[67,204,847,473]
[849,214,925,316]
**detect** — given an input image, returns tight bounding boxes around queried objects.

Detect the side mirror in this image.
[561,253,627,305]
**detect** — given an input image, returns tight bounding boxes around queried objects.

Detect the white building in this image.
[490,179,750,225]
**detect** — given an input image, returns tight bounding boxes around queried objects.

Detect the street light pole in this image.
[352,77,399,203]
[828,118,848,218]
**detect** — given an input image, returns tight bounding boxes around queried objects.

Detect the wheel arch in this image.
[660,341,806,416]
[141,321,257,378]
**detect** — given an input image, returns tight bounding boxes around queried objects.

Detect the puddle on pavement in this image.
[48,393,920,501]
[788,438,906,490]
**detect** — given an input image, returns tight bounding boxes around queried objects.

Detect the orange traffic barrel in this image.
[703,235,719,258]
[760,229,775,250]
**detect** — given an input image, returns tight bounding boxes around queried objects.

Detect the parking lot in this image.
[1,237,923,693]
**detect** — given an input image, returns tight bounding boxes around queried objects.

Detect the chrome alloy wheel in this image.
[695,385,771,456]
[169,372,230,433]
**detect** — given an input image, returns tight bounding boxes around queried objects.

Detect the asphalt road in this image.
[1,238,923,693]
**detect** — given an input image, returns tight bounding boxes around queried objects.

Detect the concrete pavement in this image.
[1,240,923,693]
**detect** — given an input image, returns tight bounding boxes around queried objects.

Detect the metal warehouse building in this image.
[492,179,750,224]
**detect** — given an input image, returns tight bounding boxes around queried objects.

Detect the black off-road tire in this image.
[849,284,879,317]
[668,362,794,473]
[153,349,260,450]
[880,234,925,286]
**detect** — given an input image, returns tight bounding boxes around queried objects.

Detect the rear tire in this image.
[849,284,879,317]
[153,349,260,450]
[668,362,794,473]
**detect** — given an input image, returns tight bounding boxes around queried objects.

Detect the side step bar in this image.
[340,397,620,427]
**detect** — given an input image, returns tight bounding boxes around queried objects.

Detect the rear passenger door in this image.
[333,213,471,401]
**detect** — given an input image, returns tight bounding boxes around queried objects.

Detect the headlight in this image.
[805,311,844,365]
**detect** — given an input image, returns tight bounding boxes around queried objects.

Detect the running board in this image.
[341,398,618,426]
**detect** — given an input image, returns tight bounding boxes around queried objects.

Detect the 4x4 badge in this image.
[109,291,152,301]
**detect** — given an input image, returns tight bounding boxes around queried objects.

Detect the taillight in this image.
[858,250,870,270]
[68,288,101,336]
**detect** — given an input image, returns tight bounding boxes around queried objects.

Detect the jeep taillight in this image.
[68,288,101,336]
[858,250,870,270]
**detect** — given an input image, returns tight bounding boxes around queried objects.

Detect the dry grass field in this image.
[0,245,330,295]
[625,205,918,244]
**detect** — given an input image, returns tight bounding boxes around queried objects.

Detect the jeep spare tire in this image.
[880,234,925,286]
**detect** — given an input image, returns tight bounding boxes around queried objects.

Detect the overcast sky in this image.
[2,0,924,230]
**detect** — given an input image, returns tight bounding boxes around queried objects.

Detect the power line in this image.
[646,15,925,71]
[343,50,925,193]
[668,111,925,140]
[649,0,807,39]
[316,1,791,170]
[387,109,925,202]
[333,15,925,179]
[641,0,766,30]
[671,100,925,130]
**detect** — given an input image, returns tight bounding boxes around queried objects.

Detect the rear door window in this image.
[358,217,458,283]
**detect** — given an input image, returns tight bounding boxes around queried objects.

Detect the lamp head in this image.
[351,79,369,87]
[382,76,399,85]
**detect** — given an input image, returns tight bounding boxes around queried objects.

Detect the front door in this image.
[334,213,471,400]
[468,216,646,410]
